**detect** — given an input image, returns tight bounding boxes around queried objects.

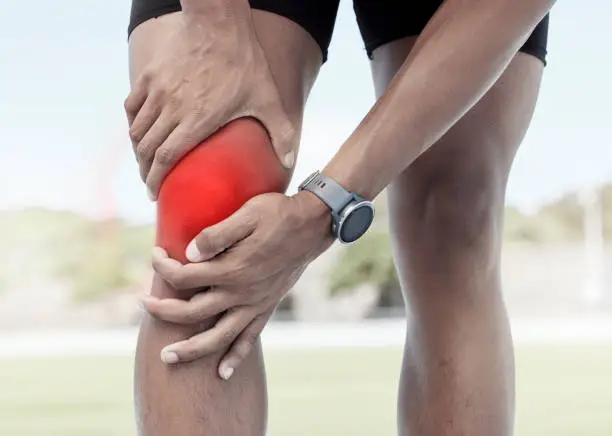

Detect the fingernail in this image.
[185,240,203,263]
[160,349,179,365]
[152,246,167,260]
[139,294,155,307]
[147,188,156,201]
[282,151,295,169]
[219,364,234,380]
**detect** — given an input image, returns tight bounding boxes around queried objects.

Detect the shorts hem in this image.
[127,4,328,63]
[364,32,419,60]
[366,38,548,67]
[128,4,183,38]
[518,46,548,67]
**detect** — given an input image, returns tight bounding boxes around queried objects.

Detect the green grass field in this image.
[0,345,610,436]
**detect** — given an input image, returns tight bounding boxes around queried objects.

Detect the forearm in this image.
[323,0,554,199]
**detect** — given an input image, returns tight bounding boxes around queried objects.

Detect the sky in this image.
[0,1,610,224]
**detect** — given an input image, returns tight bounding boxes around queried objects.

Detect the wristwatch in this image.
[298,170,375,244]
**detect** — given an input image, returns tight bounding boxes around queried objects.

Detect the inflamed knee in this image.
[156,118,289,264]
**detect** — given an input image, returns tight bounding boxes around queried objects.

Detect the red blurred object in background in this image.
[156,118,288,264]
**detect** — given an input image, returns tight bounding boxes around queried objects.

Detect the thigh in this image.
[128,4,325,120]
[354,0,549,65]
[370,38,544,297]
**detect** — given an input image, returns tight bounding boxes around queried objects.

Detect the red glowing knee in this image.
[156,118,288,264]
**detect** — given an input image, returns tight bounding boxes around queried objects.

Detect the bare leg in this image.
[129,10,321,436]
[371,38,544,435]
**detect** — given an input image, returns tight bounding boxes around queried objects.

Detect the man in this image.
[125,1,555,435]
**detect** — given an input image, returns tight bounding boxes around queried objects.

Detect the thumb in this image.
[186,205,257,263]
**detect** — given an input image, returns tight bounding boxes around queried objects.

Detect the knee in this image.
[390,163,508,297]
[397,158,507,270]
[424,168,503,249]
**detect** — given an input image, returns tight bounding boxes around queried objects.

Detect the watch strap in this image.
[298,171,353,213]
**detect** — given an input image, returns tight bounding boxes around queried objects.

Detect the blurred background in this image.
[0,1,611,435]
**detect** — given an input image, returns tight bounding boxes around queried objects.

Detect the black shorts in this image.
[129,0,549,65]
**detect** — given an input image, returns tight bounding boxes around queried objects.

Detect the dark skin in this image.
[374,38,544,434]
[128,0,555,434]
[130,10,321,436]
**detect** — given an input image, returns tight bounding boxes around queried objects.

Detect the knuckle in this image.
[245,195,264,209]
[124,97,134,114]
[186,307,207,324]
[239,210,257,229]
[167,270,186,289]
[140,69,154,85]
[220,329,237,348]
[150,87,166,105]
[243,199,267,220]
[230,261,250,283]
[197,230,218,255]
[245,331,259,347]
[136,143,151,162]
[155,147,175,166]
[235,341,252,359]
[167,93,182,110]
[129,125,142,143]
[182,340,203,360]
[192,102,211,119]
[181,312,198,324]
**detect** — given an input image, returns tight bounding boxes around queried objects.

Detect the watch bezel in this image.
[336,200,375,244]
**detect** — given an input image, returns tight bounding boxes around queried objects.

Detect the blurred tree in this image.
[327,231,399,297]
[0,182,609,306]
[53,217,154,301]
[69,238,132,302]
[327,183,612,306]
[0,208,90,289]
[602,184,612,240]
[536,193,583,242]
[0,208,154,302]
[503,206,543,243]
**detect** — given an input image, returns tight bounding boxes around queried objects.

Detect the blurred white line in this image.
[0,318,611,359]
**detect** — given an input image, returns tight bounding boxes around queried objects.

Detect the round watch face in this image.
[338,202,375,244]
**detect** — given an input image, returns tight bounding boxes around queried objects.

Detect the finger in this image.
[129,96,161,150]
[251,89,297,170]
[152,246,233,289]
[218,311,272,380]
[146,116,221,199]
[160,308,255,364]
[141,289,235,325]
[136,113,179,183]
[268,118,297,170]
[124,74,150,125]
[186,205,258,263]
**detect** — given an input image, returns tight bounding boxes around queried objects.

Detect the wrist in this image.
[291,190,333,239]
[297,170,376,244]
[323,155,379,201]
